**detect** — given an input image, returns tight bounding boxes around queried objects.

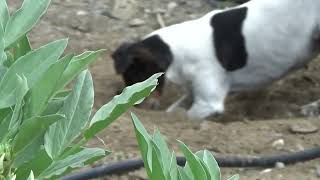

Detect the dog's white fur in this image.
[147,0,320,119]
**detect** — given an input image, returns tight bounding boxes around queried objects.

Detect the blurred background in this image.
[9,0,320,179]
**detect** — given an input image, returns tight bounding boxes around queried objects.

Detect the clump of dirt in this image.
[11,0,320,179]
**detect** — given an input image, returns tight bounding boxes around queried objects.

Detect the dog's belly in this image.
[229,67,285,92]
[229,33,319,92]
[229,56,315,92]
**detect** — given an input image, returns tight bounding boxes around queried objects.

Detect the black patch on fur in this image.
[139,35,173,70]
[211,7,248,71]
[112,42,134,74]
[112,35,172,94]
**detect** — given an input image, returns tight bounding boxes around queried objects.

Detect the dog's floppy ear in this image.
[132,35,173,70]
[111,42,134,74]
[130,45,154,62]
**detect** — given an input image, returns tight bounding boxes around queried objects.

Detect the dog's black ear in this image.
[135,35,173,70]
[111,42,134,74]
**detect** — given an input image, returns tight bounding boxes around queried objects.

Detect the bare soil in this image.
[10,0,320,179]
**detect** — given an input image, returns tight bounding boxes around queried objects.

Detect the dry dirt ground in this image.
[9,0,320,179]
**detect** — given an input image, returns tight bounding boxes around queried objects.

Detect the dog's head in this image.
[111,35,173,95]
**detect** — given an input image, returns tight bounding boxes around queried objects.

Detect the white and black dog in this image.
[112,0,320,119]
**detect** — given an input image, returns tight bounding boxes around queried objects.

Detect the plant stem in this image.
[59,138,87,160]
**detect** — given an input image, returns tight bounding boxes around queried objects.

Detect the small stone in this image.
[129,18,146,27]
[70,19,90,33]
[153,8,166,14]
[144,8,152,13]
[167,2,178,11]
[76,10,88,16]
[296,144,305,151]
[277,174,284,179]
[275,162,285,169]
[289,122,319,134]
[272,139,284,148]
[260,168,272,174]
[316,164,320,177]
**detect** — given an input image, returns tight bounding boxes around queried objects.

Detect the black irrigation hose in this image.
[60,146,320,180]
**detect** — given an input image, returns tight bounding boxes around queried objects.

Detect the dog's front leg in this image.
[166,94,193,113]
[187,97,226,119]
[186,74,230,119]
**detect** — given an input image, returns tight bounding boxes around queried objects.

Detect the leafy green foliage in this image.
[24,54,73,119]
[4,0,50,48]
[0,1,9,28]
[44,70,94,160]
[0,0,162,179]
[38,148,106,179]
[0,39,68,109]
[132,113,239,180]
[84,73,162,139]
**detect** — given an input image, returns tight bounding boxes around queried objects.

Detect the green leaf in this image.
[183,162,195,180]
[12,135,43,168]
[0,39,68,108]
[0,66,7,81]
[54,89,72,99]
[15,148,52,180]
[150,142,166,180]
[13,35,32,60]
[0,111,11,142]
[178,140,208,180]
[27,171,35,180]
[24,54,72,118]
[197,158,212,180]
[153,130,172,178]
[55,50,103,92]
[178,166,192,180]
[0,21,5,66]
[13,115,64,156]
[0,75,23,109]
[38,148,105,179]
[7,75,28,140]
[131,113,152,177]
[0,0,9,28]
[228,174,239,180]
[84,73,162,139]
[0,152,4,174]
[196,150,221,180]
[169,152,178,180]
[42,99,64,115]
[0,108,10,124]
[4,0,51,48]
[45,70,94,159]
[2,51,13,68]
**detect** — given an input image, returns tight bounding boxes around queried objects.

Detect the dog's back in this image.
[230,0,320,91]
[150,0,320,92]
